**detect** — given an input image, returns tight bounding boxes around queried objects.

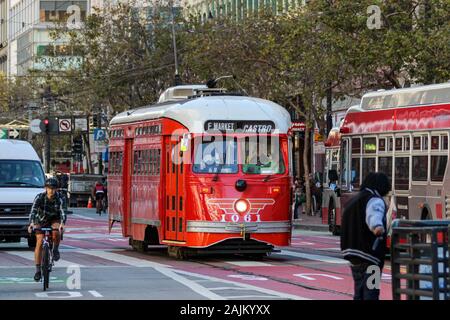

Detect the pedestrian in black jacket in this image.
[341,172,390,300]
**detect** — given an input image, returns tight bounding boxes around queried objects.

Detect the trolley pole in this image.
[169,0,181,86]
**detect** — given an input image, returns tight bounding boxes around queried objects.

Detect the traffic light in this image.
[39,117,58,134]
[92,113,101,128]
[43,118,50,133]
[72,136,83,159]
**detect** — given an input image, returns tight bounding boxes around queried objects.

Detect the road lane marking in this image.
[225,261,273,267]
[293,273,344,281]
[89,290,103,297]
[173,269,309,300]
[278,250,348,265]
[7,251,85,268]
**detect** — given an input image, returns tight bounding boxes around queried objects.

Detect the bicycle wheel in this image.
[42,244,50,291]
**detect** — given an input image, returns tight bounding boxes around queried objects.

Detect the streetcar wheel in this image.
[131,239,148,252]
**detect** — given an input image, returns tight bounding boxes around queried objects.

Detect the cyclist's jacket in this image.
[29,192,66,225]
[95,184,105,194]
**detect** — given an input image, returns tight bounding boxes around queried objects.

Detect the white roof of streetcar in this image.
[110,85,292,133]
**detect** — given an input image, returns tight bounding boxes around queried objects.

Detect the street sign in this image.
[59,119,72,133]
[9,129,19,139]
[93,128,106,141]
[291,121,306,132]
[0,129,7,139]
[30,119,42,134]
[74,118,88,132]
[94,140,108,153]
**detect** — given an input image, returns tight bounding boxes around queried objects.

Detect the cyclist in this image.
[92,181,106,215]
[28,177,66,282]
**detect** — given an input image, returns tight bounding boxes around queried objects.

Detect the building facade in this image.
[0,0,8,74]
[7,0,88,76]
[183,0,308,22]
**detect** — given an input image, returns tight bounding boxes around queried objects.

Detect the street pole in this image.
[326,81,332,135]
[45,107,51,173]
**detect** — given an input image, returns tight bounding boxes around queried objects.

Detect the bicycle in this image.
[33,227,61,291]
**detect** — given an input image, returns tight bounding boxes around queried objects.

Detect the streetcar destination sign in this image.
[204,120,275,133]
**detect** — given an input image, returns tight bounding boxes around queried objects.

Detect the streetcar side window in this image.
[340,139,349,188]
[351,157,360,189]
[412,156,428,181]
[395,157,409,190]
[431,155,447,182]
[362,157,376,182]
[378,156,392,185]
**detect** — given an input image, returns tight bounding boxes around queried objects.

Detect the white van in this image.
[0,139,45,247]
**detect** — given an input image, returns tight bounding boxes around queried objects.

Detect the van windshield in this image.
[0,160,45,188]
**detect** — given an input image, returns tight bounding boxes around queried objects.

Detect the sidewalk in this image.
[293,213,330,232]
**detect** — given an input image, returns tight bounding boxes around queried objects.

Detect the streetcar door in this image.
[122,138,134,237]
[164,139,178,240]
[164,137,186,241]
[176,137,186,242]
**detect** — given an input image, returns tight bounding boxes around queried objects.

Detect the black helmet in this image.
[45,177,58,188]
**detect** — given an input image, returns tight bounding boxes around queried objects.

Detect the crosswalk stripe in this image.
[80,250,171,268]
[7,251,85,268]
[278,250,348,265]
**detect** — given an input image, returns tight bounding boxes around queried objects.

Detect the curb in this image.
[293,223,330,232]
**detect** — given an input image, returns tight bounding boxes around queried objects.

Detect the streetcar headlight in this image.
[235,199,249,214]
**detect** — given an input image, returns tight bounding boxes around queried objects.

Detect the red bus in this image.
[108,85,294,258]
[324,82,450,233]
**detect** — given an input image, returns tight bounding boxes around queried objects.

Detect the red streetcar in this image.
[324,82,450,235]
[108,85,293,258]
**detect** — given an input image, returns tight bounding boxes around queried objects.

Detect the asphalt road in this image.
[0,209,393,300]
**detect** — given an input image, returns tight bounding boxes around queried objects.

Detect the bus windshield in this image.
[0,160,45,188]
[193,137,238,174]
[241,136,285,174]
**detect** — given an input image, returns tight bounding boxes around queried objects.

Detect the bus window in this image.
[395,157,409,190]
[193,137,238,174]
[431,155,447,182]
[388,137,393,151]
[362,158,375,181]
[378,156,392,183]
[351,157,360,189]
[412,156,428,181]
[241,136,285,175]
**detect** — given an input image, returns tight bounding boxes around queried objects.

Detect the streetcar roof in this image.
[110,95,292,133]
[360,82,450,110]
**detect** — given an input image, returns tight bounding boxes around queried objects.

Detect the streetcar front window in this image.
[241,136,285,174]
[193,137,238,174]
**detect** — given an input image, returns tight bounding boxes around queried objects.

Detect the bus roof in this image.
[360,82,450,110]
[0,139,41,161]
[110,95,292,134]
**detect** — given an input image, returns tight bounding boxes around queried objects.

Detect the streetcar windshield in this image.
[193,137,238,173]
[241,136,285,174]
